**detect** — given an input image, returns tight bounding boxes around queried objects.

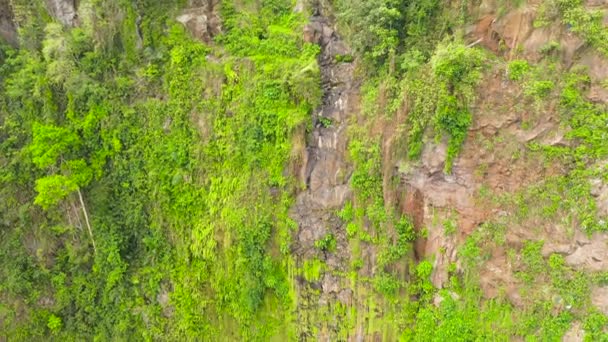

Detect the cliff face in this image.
[287,0,608,339]
[291,8,358,339]
[1,0,608,340]
[400,0,608,310]
[0,0,77,46]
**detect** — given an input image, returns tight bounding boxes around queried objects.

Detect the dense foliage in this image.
[2,0,608,340]
[1,0,319,339]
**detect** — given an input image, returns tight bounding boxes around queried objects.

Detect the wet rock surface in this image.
[290,4,358,338]
[292,10,355,275]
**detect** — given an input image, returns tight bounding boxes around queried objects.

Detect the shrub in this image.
[373,272,401,297]
[525,80,555,99]
[429,42,485,172]
[431,41,485,87]
[47,314,62,333]
[434,95,472,173]
[315,233,337,252]
[318,116,333,128]
[335,0,404,64]
[508,59,530,81]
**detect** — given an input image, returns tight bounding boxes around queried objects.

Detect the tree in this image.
[29,123,98,254]
[336,0,404,65]
[34,174,78,209]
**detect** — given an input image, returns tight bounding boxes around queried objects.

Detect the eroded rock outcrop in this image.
[45,0,77,26]
[291,4,358,339]
[293,11,355,273]
[176,0,221,44]
[398,69,568,288]
[468,1,588,65]
[290,0,608,337]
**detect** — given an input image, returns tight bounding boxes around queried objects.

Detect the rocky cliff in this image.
[286,0,608,339]
[2,0,608,340]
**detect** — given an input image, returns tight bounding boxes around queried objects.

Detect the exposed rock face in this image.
[176,0,221,44]
[399,68,608,300]
[563,231,608,271]
[291,5,358,339]
[293,9,355,271]
[398,70,567,288]
[0,0,17,46]
[592,286,608,315]
[492,7,536,49]
[455,3,608,308]
[579,50,608,82]
[45,0,77,26]
[468,2,587,64]
[400,141,475,287]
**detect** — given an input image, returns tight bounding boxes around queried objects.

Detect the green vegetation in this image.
[302,259,325,282]
[508,59,530,81]
[555,0,608,55]
[431,42,486,172]
[318,116,333,128]
[314,233,337,252]
[2,0,608,340]
[336,0,481,172]
[1,0,319,339]
[331,0,608,340]
[453,225,608,341]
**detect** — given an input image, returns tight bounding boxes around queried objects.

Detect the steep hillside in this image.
[1,0,608,340]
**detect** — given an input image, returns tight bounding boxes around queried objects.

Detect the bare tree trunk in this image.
[78,189,97,255]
